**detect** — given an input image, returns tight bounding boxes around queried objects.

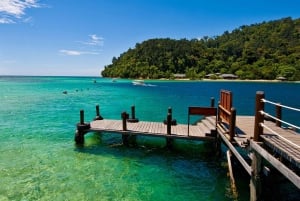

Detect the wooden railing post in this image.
[94,105,104,120]
[164,107,176,125]
[276,103,282,127]
[254,91,265,141]
[127,105,139,123]
[217,101,221,123]
[229,107,236,141]
[75,109,91,145]
[210,97,215,107]
[168,107,172,122]
[131,105,136,120]
[167,112,172,135]
[80,110,84,125]
[121,112,128,131]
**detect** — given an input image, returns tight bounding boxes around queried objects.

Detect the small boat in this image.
[132,79,145,86]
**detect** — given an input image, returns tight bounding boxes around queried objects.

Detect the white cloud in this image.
[0,17,14,24]
[0,0,40,24]
[60,50,82,56]
[59,49,100,56]
[60,34,104,56]
[80,34,104,46]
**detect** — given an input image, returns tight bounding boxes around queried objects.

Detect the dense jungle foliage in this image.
[101,17,300,80]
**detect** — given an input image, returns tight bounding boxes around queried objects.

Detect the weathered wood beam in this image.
[218,131,252,175]
[250,140,300,189]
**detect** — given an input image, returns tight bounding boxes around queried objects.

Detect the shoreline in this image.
[1,75,299,83]
[118,77,300,83]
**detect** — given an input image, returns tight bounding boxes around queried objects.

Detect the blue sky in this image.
[0,0,299,76]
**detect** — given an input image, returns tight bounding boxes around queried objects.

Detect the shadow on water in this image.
[73,131,300,201]
[74,132,220,160]
[73,132,251,201]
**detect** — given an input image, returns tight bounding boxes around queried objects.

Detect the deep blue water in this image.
[0,76,299,201]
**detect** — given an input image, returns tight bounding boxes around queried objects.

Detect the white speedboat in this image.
[132,79,145,86]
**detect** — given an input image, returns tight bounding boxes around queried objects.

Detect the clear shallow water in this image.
[0,76,299,201]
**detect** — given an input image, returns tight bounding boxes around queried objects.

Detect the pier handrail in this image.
[260,97,300,130]
[261,99,300,112]
[260,111,300,130]
[254,91,299,141]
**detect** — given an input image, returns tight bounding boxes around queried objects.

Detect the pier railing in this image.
[254,91,300,142]
[217,90,236,141]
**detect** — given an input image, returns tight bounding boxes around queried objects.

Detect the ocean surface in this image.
[0,76,299,201]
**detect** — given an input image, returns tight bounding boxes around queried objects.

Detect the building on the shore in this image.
[220,74,238,79]
[205,73,215,79]
[276,76,287,81]
[205,73,238,79]
[173,74,186,79]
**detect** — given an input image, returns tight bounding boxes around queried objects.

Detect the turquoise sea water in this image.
[0,76,299,201]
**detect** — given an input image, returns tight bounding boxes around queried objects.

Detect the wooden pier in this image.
[89,118,217,140]
[74,90,300,201]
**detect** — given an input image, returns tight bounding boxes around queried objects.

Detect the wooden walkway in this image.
[234,116,300,168]
[261,121,300,169]
[219,116,300,169]
[86,115,300,169]
[88,116,217,141]
[217,115,300,190]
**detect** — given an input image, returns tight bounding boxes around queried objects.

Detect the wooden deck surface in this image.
[261,121,300,168]
[230,116,300,168]
[88,115,299,168]
[89,116,216,141]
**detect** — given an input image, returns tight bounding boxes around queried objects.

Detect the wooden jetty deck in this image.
[74,90,300,201]
[221,115,300,173]
[89,118,216,140]
[226,116,300,164]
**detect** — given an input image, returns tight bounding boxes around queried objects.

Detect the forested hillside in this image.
[101,17,300,80]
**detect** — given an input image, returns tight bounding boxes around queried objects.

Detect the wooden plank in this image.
[227,150,237,193]
[260,134,300,168]
[206,116,217,126]
[88,119,215,141]
[218,131,252,175]
[264,121,300,146]
[197,122,211,135]
[201,118,216,131]
[250,140,300,189]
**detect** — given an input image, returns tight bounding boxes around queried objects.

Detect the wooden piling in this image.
[227,150,238,198]
[215,133,222,156]
[80,110,84,125]
[94,105,104,120]
[75,110,90,144]
[131,105,136,120]
[127,105,139,123]
[164,107,177,125]
[121,111,130,146]
[167,112,171,135]
[211,97,215,107]
[254,91,265,141]
[121,112,128,131]
[250,150,262,201]
[166,112,174,149]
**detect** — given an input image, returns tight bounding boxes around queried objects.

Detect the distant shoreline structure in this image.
[111,77,300,83]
